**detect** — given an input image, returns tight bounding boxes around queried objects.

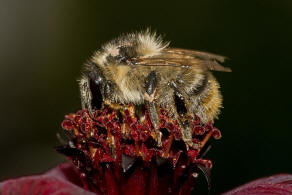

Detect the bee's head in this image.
[91,30,169,67]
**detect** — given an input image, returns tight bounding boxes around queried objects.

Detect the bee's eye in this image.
[94,77,102,85]
[89,77,103,110]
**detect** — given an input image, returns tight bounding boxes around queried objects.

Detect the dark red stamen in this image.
[59,106,221,195]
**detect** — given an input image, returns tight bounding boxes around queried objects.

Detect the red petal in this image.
[223,174,292,195]
[0,163,95,195]
[121,167,148,195]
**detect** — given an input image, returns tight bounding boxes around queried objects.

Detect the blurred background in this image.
[0,0,291,194]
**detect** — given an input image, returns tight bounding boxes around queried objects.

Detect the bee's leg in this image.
[144,71,162,146]
[144,71,157,102]
[148,101,162,146]
[175,85,200,149]
[171,100,194,149]
[169,81,195,149]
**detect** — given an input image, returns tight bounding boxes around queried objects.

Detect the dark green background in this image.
[0,0,291,194]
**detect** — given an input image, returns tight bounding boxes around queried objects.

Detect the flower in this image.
[56,105,220,194]
[0,163,94,195]
[1,105,291,195]
[223,174,292,195]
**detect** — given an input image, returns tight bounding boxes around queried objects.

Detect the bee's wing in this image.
[134,48,231,72]
[134,58,190,67]
[164,48,227,63]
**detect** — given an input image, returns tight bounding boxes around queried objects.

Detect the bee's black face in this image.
[87,65,105,110]
[89,75,103,110]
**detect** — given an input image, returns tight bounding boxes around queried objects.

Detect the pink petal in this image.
[223,174,292,195]
[0,163,95,195]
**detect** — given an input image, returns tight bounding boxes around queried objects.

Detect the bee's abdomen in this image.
[201,76,222,122]
[189,73,222,123]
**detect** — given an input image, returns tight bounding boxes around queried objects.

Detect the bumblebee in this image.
[79,30,231,148]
